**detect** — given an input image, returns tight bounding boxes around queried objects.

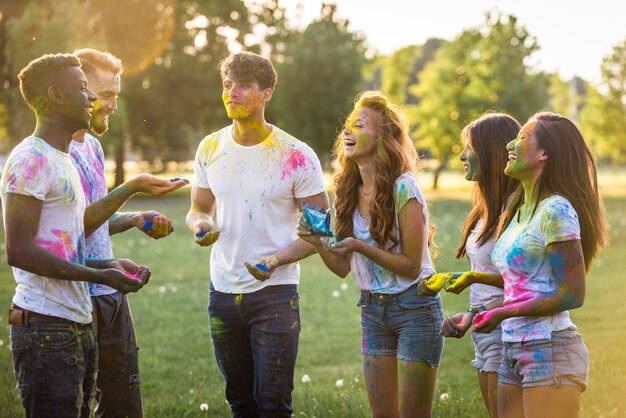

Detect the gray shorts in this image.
[471,327,503,373]
[498,330,589,391]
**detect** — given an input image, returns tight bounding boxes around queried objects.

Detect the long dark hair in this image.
[456,112,520,258]
[497,112,608,271]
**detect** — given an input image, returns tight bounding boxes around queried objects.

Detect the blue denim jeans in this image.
[10,321,97,418]
[358,285,444,366]
[209,284,300,418]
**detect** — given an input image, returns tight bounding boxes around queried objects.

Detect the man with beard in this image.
[1,53,146,418]
[69,48,187,417]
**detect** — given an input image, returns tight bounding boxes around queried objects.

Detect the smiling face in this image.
[85,68,121,136]
[342,107,379,161]
[221,73,270,121]
[505,121,546,180]
[58,66,96,132]
[460,142,480,181]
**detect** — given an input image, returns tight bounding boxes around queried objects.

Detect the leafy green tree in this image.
[579,39,626,164]
[413,13,549,189]
[271,3,366,160]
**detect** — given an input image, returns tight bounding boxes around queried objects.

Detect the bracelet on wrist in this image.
[467,304,486,316]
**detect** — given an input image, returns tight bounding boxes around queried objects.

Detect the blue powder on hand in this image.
[255,262,269,272]
[196,230,208,239]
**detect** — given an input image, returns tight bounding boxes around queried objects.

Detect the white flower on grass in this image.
[189,389,194,394]
[353,376,359,383]
[158,286,167,294]
[301,374,311,383]
[440,393,450,402]
[332,290,340,298]
[199,403,209,411]
[169,285,178,293]
[0,340,3,346]
[335,379,344,387]
[340,283,348,290]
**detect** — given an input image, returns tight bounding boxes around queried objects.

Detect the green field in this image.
[1,195,625,417]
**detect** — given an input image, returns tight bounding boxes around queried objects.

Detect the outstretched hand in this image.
[416,272,452,296]
[472,308,506,334]
[244,256,279,282]
[130,175,189,197]
[193,221,220,246]
[444,271,482,294]
[440,311,474,338]
[136,211,173,239]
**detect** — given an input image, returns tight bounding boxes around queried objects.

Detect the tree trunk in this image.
[432,156,448,190]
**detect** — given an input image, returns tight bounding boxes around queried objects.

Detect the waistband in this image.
[360,281,432,304]
[9,305,92,329]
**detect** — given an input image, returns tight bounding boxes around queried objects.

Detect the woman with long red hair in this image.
[299,91,442,417]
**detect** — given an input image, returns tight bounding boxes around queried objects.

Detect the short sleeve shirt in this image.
[0,136,90,323]
[466,218,504,306]
[350,173,436,294]
[69,133,116,296]
[193,125,326,293]
[492,195,580,342]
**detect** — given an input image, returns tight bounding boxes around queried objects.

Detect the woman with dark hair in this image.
[447,112,608,418]
[438,112,520,418]
[299,91,443,417]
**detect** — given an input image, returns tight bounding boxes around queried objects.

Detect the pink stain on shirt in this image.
[280,149,308,180]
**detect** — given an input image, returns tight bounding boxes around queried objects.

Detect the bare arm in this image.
[330,198,425,278]
[84,175,187,237]
[473,240,586,333]
[109,211,173,239]
[4,193,143,293]
[186,184,220,245]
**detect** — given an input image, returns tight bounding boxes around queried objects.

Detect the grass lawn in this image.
[0,194,625,417]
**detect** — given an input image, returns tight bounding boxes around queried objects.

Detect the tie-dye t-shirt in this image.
[492,195,580,342]
[0,136,91,323]
[466,219,504,306]
[350,173,435,294]
[69,133,116,297]
[193,125,326,293]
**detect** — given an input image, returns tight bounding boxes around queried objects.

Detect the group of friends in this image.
[0,48,607,418]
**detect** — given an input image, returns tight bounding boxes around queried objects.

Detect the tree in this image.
[413,13,549,189]
[579,38,626,164]
[270,3,366,160]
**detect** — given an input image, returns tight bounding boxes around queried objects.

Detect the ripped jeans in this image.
[10,321,97,418]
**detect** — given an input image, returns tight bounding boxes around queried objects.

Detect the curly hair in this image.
[219,51,277,90]
[73,48,123,76]
[456,112,520,258]
[497,112,608,271]
[333,91,434,251]
[17,53,81,113]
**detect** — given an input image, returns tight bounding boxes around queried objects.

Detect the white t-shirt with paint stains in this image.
[70,133,116,297]
[0,136,91,323]
[492,194,580,342]
[466,218,504,306]
[193,125,326,293]
[350,173,435,294]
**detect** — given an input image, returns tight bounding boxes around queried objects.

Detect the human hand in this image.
[135,211,173,239]
[327,237,361,256]
[472,308,506,333]
[109,258,152,285]
[193,221,220,246]
[244,256,279,281]
[439,311,474,338]
[129,174,189,197]
[297,214,323,247]
[416,272,452,296]
[444,271,481,294]
[98,268,145,293]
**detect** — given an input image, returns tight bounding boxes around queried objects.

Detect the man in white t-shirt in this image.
[187,51,329,417]
[0,54,145,418]
[69,48,188,418]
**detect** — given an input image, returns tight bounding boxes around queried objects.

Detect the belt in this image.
[8,305,91,328]
[361,281,422,303]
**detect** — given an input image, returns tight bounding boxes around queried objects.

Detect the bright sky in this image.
[276,0,626,83]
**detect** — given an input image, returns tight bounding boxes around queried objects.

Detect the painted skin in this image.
[460,143,480,181]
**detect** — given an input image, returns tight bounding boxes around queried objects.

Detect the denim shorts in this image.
[358,284,444,365]
[471,327,504,373]
[498,330,589,391]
